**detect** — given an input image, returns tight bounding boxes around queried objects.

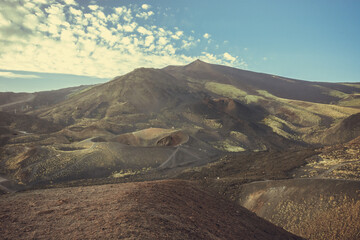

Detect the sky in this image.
[0,0,360,92]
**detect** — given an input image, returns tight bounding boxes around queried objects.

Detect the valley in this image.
[1,60,360,239]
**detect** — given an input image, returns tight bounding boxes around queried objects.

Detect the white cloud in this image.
[239,59,248,68]
[136,11,154,20]
[121,36,131,45]
[171,30,183,40]
[122,22,137,32]
[88,5,99,11]
[32,0,48,4]
[144,35,154,47]
[123,15,131,22]
[202,52,217,61]
[122,8,133,22]
[63,0,77,5]
[0,71,40,79]
[137,26,152,35]
[45,4,66,30]
[114,7,124,15]
[164,44,176,54]
[97,11,107,21]
[175,31,183,37]
[142,4,151,10]
[0,1,248,79]
[158,37,168,46]
[69,7,81,16]
[223,52,237,62]
[203,33,210,39]
[0,13,11,26]
[181,40,196,49]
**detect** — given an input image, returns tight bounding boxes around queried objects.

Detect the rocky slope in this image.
[0,180,302,240]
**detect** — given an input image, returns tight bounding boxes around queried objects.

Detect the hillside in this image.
[165,60,360,143]
[179,135,360,240]
[0,180,302,240]
[0,85,91,113]
[320,112,360,145]
[237,179,360,240]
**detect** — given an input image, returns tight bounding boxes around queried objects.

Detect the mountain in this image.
[34,68,197,125]
[1,60,360,186]
[32,60,360,147]
[1,60,360,240]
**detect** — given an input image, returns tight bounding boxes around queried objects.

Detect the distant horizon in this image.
[1,59,360,93]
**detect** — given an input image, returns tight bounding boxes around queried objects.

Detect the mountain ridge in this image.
[1,60,360,185]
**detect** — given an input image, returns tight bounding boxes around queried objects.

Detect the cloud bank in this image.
[0,71,40,79]
[0,0,248,78]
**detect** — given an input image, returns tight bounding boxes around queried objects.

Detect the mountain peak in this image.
[190,59,207,65]
[184,59,212,71]
[194,59,205,63]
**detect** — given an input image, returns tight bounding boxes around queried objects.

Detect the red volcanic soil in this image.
[0,180,301,240]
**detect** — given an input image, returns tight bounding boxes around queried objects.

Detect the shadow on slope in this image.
[321,112,360,145]
[164,60,360,104]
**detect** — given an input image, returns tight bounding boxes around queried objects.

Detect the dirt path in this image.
[0,176,15,193]
[314,160,359,179]
[158,146,180,169]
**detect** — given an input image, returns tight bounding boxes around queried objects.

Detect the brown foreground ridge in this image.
[0,180,302,240]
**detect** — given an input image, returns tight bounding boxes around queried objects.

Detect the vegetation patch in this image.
[205,82,247,99]
[57,146,86,151]
[203,119,222,129]
[257,90,278,99]
[263,116,299,140]
[111,167,152,178]
[338,95,360,108]
[245,94,264,104]
[213,139,246,152]
[230,131,249,143]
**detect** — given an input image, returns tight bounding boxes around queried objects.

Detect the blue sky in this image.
[0,0,359,92]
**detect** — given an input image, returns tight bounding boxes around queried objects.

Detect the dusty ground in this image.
[0,180,302,240]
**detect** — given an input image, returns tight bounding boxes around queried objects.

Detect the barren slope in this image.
[237,179,360,240]
[0,180,302,240]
